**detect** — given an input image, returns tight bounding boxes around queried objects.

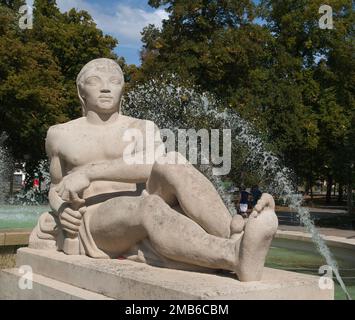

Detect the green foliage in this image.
[136,0,354,190]
[0,0,121,168]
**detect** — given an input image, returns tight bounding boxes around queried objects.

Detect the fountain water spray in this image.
[226,111,352,300]
[124,77,351,299]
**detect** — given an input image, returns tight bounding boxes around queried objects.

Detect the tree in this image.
[0,1,123,179]
[136,0,354,209]
[0,3,66,163]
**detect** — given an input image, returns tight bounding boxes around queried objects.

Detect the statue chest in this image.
[59,128,132,168]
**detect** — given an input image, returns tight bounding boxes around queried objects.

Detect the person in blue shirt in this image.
[239,186,250,217]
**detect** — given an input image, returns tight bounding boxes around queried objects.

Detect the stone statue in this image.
[30,58,278,282]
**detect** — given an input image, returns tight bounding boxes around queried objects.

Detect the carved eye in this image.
[85,76,101,85]
[110,77,122,85]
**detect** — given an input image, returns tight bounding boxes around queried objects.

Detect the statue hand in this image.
[56,172,90,203]
[250,193,275,218]
[59,206,86,237]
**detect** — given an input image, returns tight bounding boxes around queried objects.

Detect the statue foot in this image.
[235,196,278,281]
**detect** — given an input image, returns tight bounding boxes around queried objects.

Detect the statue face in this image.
[79,68,124,115]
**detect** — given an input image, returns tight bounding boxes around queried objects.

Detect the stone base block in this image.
[0,268,112,300]
[0,248,333,300]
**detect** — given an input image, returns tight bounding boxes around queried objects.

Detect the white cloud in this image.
[56,0,168,48]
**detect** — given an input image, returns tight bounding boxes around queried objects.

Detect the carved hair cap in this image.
[76,58,124,87]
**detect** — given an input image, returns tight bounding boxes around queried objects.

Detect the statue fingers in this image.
[78,207,87,216]
[64,207,82,219]
[60,220,80,234]
[69,190,85,206]
[61,211,82,226]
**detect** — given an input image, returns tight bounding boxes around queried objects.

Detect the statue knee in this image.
[152,152,191,181]
[140,194,165,214]
[140,194,171,228]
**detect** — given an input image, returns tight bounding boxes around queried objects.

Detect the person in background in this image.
[251,185,262,207]
[239,186,250,218]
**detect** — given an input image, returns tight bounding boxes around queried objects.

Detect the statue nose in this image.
[100,88,111,93]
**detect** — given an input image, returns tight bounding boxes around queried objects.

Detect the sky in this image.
[27,0,169,66]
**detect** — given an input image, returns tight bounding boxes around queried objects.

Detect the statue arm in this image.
[72,121,166,184]
[55,121,166,202]
[84,158,153,184]
[46,127,67,214]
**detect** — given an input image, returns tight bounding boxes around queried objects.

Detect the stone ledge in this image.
[3,248,333,300]
[0,268,113,300]
[0,230,31,247]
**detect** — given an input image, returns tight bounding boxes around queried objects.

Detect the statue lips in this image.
[98,94,114,102]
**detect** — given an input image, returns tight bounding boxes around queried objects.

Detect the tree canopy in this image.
[135,0,354,203]
[0,0,122,164]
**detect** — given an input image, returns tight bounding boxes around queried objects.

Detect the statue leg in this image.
[90,196,148,257]
[139,193,277,280]
[89,193,277,281]
[139,194,237,271]
[147,152,233,238]
[89,194,237,271]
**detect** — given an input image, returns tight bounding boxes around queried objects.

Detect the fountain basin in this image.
[268,238,355,300]
[0,205,49,230]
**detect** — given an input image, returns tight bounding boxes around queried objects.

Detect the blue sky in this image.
[27,0,169,65]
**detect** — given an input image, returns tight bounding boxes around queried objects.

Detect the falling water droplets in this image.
[123,77,351,299]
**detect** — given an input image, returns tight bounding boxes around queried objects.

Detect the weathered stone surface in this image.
[4,231,30,246]
[0,268,112,300]
[0,248,333,300]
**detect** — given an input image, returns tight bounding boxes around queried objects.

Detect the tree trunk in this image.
[326,174,333,204]
[338,184,343,203]
[347,182,353,215]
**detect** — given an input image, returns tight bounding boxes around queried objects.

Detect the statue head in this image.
[76,58,125,116]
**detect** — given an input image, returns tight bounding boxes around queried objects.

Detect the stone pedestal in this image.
[0,248,333,300]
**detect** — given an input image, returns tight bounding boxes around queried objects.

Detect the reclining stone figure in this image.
[30,58,278,282]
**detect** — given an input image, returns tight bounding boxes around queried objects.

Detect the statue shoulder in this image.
[47,118,84,135]
[45,118,84,155]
